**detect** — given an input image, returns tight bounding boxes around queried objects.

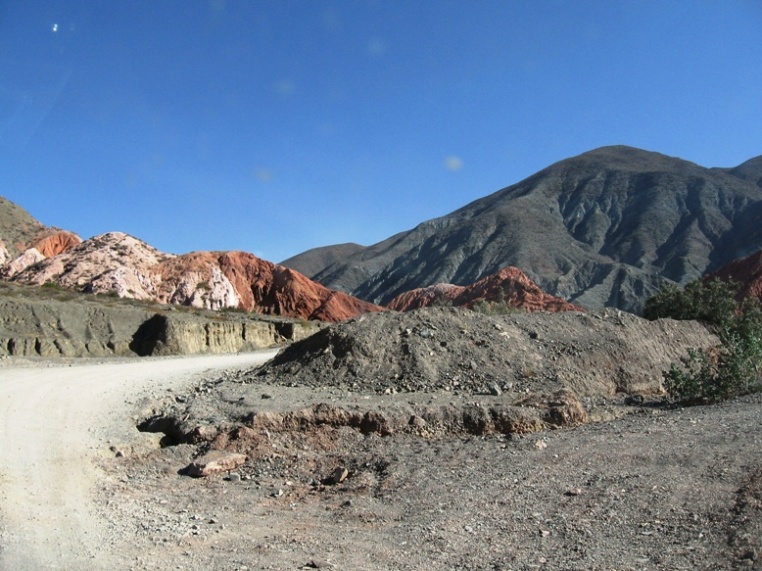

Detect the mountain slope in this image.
[280,243,366,277]
[301,146,762,313]
[0,196,46,258]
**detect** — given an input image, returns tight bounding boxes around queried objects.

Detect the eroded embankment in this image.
[0,292,320,358]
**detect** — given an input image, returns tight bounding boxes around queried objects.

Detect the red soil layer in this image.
[387,266,583,313]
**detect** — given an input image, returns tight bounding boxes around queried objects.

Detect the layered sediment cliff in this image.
[0,283,319,359]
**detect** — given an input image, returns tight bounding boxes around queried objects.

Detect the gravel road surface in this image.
[0,352,276,570]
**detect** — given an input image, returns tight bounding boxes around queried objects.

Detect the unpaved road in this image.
[0,351,277,571]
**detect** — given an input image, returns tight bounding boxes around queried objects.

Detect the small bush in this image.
[645,278,762,404]
[643,278,739,327]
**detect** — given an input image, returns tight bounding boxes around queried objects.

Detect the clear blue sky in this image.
[1,1,760,262]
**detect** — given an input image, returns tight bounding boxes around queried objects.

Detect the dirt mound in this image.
[387,266,583,312]
[246,306,716,398]
[710,249,762,301]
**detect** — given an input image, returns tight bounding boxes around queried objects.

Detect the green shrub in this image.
[645,278,762,404]
[643,278,739,327]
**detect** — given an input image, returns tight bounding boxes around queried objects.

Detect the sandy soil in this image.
[0,352,277,571]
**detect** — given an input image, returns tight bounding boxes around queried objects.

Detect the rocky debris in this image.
[387,266,583,313]
[7,231,383,322]
[246,306,717,398]
[138,388,592,469]
[186,450,247,477]
[109,388,762,571]
[323,467,348,485]
[709,249,762,302]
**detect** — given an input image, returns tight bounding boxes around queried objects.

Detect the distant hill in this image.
[719,155,762,188]
[290,146,762,313]
[0,196,383,323]
[0,196,81,267]
[387,266,583,313]
[2,231,383,323]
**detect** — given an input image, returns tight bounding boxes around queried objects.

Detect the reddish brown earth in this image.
[215,251,384,321]
[30,230,82,257]
[387,266,583,313]
[709,249,762,301]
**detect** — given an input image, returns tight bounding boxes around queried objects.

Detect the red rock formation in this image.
[30,230,82,257]
[387,267,583,313]
[217,251,384,322]
[708,250,762,301]
[10,233,382,322]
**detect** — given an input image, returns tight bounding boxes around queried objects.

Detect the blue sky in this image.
[1,1,760,262]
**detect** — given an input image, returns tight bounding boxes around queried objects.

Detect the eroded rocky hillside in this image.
[0,204,384,322]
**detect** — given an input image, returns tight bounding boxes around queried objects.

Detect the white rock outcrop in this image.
[1,248,46,279]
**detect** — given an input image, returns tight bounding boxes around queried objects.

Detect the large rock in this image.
[215,250,384,321]
[186,450,247,477]
[387,266,583,313]
[0,248,46,279]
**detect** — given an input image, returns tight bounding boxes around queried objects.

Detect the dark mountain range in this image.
[282,146,762,313]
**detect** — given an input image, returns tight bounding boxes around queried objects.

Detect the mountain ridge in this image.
[284,145,762,313]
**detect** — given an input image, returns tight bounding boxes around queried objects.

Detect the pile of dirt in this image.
[245,306,717,398]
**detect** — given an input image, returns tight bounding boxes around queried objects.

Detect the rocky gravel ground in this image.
[97,308,761,570]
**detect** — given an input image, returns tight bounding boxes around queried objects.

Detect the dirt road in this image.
[0,352,277,571]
